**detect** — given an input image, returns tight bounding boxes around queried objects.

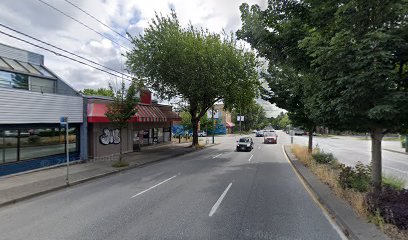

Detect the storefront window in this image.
[1,130,18,163]
[0,126,78,164]
[157,128,163,143]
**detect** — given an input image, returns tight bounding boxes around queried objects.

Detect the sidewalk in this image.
[0,142,208,207]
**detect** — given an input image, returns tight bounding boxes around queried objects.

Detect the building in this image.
[86,88,180,160]
[0,44,85,176]
[213,104,234,134]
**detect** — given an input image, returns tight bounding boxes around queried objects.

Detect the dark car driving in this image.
[236,137,254,152]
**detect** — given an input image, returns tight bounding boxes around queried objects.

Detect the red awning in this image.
[226,121,235,127]
[136,104,167,122]
[87,103,169,123]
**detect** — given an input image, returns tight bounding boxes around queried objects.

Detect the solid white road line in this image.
[131,175,178,198]
[248,154,254,162]
[384,166,408,175]
[209,182,232,217]
[213,153,222,159]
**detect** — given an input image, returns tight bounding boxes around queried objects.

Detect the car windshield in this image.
[239,138,249,142]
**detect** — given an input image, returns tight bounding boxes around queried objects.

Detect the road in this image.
[277,132,408,187]
[0,135,345,240]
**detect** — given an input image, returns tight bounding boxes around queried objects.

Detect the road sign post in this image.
[237,116,244,135]
[289,124,294,144]
[60,116,69,185]
[212,107,215,144]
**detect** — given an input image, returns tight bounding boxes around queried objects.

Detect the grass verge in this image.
[112,161,129,168]
[291,144,408,239]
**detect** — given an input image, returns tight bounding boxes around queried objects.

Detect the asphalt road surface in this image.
[0,135,345,240]
[278,132,408,187]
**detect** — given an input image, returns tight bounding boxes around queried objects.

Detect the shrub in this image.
[339,162,371,192]
[367,187,408,230]
[27,135,40,144]
[38,130,57,137]
[112,161,129,168]
[292,144,312,166]
[312,150,335,164]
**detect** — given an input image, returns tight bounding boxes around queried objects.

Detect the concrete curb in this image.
[0,144,219,208]
[283,145,389,240]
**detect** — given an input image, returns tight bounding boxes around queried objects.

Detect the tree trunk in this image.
[371,128,384,193]
[191,117,199,146]
[308,129,313,153]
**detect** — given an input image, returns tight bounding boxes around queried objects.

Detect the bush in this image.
[339,162,372,192]
[27,135,40,144]
[367,187,408,230]
[38,130,58,137]
[112,161,129,168]
[312,150,335,164]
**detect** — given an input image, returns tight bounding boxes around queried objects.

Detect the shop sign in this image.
[100,128,120,145]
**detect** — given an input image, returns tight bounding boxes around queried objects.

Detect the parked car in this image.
[255,131,264,137]
[236,137,254,152]
[264,132,277,144]
[294,128,305,136]
[252,130,258,134]
[198,130,207,137]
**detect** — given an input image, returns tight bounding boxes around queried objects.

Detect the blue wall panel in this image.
[0,152,80,176]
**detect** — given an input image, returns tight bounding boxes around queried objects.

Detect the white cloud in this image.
[0,0,266,93]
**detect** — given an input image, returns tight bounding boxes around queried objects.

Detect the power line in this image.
[0,30,133,81]
[36,0,131,51]
[64,0,132,43]
[0,23,134,80]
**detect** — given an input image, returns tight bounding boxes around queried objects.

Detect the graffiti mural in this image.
[99,128,120,145]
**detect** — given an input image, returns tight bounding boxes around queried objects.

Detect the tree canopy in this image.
[232,100,268,131]
[81,88,114,97]
[237,1,318,151]
[126,11,259,145]
[105,81,139,164]
[238,0,408,191]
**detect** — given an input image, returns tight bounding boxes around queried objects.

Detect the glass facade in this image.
[0,71,29,90]
[2,58,27,72]
[29,77,56,93]
[0,126,79,164]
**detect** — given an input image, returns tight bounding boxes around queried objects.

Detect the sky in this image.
[0,0,284,117]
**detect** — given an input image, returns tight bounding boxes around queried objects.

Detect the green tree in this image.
[232,100,267,132]
[300,0,408,191]
[277,114,291,130]
[237,1,318,152]
[105,80,139,166]
[81,88,114,97]
[126,11,258,146]
[180,111,214,134]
